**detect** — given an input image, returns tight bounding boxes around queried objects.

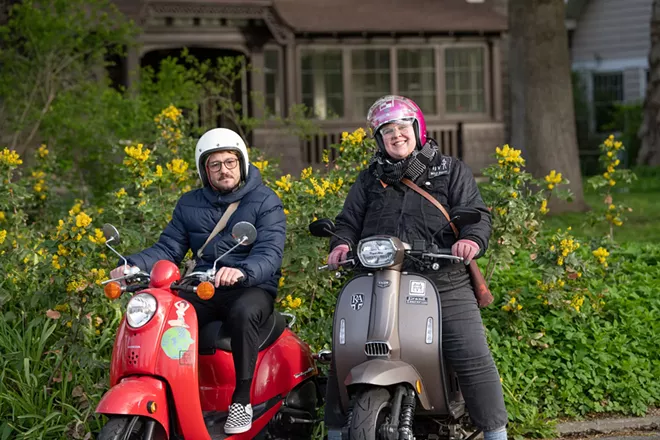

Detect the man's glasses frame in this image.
[208,158,239,172]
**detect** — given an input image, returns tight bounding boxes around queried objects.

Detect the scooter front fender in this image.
[96,376,169,438]
[345,359,431,410]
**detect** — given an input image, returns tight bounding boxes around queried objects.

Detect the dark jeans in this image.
[324,267,508,432]
[180,286,274,385]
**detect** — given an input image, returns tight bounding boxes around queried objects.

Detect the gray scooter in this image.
[310,207,483,440]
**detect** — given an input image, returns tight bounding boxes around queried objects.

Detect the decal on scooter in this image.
[160,326,195,360]
[409,280,426,296]
[377,280,391,288]
[294,366,315,379]
[178,348,194,366]
[406,296,429,306]
[351,294,364,311]
[168,300,190,328]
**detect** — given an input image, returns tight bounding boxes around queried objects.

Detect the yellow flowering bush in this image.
[587,135,636,241]
[481,145,572,280]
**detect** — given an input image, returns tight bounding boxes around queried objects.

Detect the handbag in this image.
[400,178,494,308]
[181,201,240,277]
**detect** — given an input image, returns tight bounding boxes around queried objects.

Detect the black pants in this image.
[180,286,274,400]
[324,267,508,432]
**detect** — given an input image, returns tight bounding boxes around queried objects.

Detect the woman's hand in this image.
[451,239,479,264]
[327,244,350,270]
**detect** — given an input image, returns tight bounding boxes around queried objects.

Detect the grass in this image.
[545,174,660,244]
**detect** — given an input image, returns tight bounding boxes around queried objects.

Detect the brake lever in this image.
[318,258,356,271]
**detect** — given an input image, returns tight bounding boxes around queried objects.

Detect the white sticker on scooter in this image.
[409,280,426,296]
[168,300,190,328]
[351,294,364,311]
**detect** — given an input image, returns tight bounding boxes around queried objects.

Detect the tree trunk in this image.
[638,0,660,166]
[509,0,588,212]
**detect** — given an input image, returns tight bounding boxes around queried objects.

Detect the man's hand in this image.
[214,267,245,287]
[110,265,138,285]
[451,239,480,265]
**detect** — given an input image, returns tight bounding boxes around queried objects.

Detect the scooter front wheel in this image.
[98,415,166,440]
[349,388,392,440]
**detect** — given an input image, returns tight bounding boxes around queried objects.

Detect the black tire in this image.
[349,388,392,440]
[97,416,166,440]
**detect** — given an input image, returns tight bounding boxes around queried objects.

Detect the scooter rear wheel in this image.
[349,388,392,440]
[98,415,166,440]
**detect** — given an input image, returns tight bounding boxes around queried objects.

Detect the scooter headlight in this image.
[358,238,397,268]
[126,293,157,328]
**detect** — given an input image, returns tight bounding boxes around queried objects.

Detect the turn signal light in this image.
[147,401,157,414]
[104,281,123,300]
[196,281,215,300]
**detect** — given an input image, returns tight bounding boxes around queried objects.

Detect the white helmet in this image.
[195,128,249,187]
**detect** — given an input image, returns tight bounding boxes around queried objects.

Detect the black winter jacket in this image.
[125,165,286,297]
[329,153,491,262]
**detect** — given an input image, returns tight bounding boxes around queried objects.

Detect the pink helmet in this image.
[367,95,427,151]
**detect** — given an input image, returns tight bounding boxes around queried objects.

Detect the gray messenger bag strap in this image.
[181,201,240,277]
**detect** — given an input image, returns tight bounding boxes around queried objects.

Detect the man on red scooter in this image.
[110,127,286,435]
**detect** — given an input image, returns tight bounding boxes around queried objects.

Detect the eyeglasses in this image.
[379,119,414,139]
[207,158,239,172]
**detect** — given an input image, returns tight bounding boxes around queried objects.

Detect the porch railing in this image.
[302,123,463,167]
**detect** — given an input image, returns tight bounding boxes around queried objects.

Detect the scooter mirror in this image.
[231,221,257,246]
[308,218,336,237]
[102,223,121,245]
[449,207,481,229]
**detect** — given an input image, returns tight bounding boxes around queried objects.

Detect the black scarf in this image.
[372,140,438,185]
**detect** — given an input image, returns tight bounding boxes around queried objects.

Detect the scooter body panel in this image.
[334,270,458,415]
[96,375,170,438]
[198,328,317,412]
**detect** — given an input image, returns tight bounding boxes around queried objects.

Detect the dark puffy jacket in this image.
[329,153,491,261]
[125,164,286,297]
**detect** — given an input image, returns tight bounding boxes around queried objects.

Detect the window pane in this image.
[445,47,485,113]
[352,49,391,116]
[264,49,280,116]
[301,49,344,119]
[593,72,624,132]
[398,48,436,114]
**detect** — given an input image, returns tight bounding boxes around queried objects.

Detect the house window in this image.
[445,47,485,114]
[301,49,344,119]
[352,49,391,116]
[592,72,624,132]
[264,49,281,116]
[397,48,436,114]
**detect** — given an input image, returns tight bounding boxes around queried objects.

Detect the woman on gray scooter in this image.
[324,95,508,440]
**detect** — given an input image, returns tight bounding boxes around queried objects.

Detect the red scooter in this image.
[95,221,327,440]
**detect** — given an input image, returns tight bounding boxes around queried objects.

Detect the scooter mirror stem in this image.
[211,236,248,274]
[105,241,129,270]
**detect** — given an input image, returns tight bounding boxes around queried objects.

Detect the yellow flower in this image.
[511,192,518,199]
[607,151,613,158]
[275,175,293,192]
[300,167,313,180]
[540,199,549,215]
[124,143,151,163]
[544,170,562,189]
[253,161,269,172]
[37,144,49,158]
[0,230,6,245]
[495,144,525,167]
[0,148,23,167]
[609,179,616,186]
[116,188,127,198]
[155,165,163,177]
[0,212,5,222]
[166,158,189,176]
[279,277,285,288]
[283,209,290,215]
[75,212,92,228]
[88,228,105,244]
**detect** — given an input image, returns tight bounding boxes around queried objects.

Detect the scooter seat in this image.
[198,311,288,354]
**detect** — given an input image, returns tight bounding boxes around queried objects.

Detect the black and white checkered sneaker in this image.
[224,403,253,435]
